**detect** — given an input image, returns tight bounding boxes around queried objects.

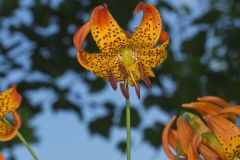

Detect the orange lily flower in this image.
[163,96,240,159]
[162,115,221,160]
[184,96,240,160]
[0,85,22,141]
[74,2,169,99]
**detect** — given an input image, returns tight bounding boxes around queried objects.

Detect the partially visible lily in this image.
[0,85,21,160]
[162,96,240,160]
[162,115,221,160]
[0,85,22,141]
[74,2,169,99]
[0,85,39,160]
[0,153,4,160]
[204,115,240,159]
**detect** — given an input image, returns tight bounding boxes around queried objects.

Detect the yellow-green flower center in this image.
[121,48,133,68]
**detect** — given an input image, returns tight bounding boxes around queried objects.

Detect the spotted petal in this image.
[74,22,120,79]
[130,2,162,48]
[138,39,168,71]
[0,111,21,141]
[0,85,22,118]
[90,4,128,55]
[204,115,240,159]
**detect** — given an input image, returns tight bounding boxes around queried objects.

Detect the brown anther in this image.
[120,83,129,99]
[135,82,140,99]
[138,63,152,88]
[119,64,128,79]
[109,72,117,90]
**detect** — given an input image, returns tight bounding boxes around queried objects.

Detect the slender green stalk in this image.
[126,98,131,160]
[2,118,39,160]
[176,143,182,160]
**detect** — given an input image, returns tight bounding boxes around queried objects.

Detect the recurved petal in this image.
[130,2,162,48]
[74,22,90,51]
[199,144,221,160]
[77,51,111,77]
[159,30,169,43]
[190,134,202,158]
[182,102,222,116]
[197,96,229,108]
[219,106,240,115]
[0,85,22,118]
[136,39,168,71]
[177,116,194,155]
[162,116,177,160]
[168,129,179,151]
[0,111,21,141]
[90,4,127,55]
[12,111,21,129]
[204,115,240,159]
[218,106,240,123]
[74,22,115,79]
[188,145,200,160]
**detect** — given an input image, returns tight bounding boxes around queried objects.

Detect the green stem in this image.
[176,142,182,160]
[126,98,131,160]
[3,118,39,160]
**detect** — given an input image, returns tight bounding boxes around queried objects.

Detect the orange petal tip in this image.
[90,4,110,28]
[159,30,169,43]
[133,2,145,14]
[74,22,90,51]
[13,111,21,129]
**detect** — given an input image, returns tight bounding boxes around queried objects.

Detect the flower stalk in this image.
[126,98,131,160]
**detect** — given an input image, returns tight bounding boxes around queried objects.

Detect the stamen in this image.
[109,72,117,90]
[129,71,138,87]
[135,82,140,99]
[129,72,141,99]
[138,63,152,88]
[119,64,128,79]
[120,82,129,99]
